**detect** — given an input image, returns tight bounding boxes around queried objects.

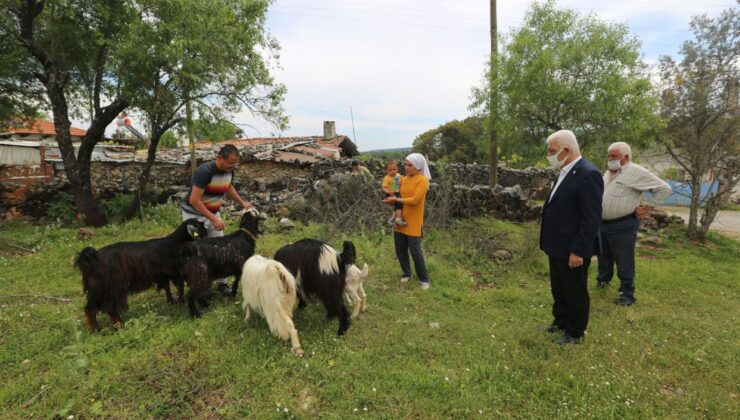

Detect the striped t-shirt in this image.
[181,161,233,215]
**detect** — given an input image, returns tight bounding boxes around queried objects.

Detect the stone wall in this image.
[3,156,554,223]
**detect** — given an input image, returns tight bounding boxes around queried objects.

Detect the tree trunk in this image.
[122,133,163,220]
[700,176,738,240]
[687,178,702,240]
[46,75,108,226]
[122,119,179,220]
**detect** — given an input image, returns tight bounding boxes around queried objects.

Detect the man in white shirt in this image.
[598,142,672,305]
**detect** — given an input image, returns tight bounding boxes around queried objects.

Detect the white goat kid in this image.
[344,263,369,319]
[240,255,303,356]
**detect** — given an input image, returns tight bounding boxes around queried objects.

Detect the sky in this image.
[225,0,735,152]
[83,0,734,151]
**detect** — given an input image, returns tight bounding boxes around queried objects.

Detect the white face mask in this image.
[547,148,566,169]
[607,159,621,171]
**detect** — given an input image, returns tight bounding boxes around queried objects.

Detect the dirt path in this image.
[659,206,740,240]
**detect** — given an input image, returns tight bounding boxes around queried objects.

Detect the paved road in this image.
[659,206,740,239]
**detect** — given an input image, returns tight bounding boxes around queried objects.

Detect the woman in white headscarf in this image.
[382,153,431,289]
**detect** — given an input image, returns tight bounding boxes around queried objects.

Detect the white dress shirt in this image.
[602,162,672,220]
[548,156,582,203]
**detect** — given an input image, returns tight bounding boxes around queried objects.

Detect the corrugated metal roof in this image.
[0,140,43,148]
[44,144,135,162]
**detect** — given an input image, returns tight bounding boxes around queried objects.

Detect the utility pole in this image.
[350,106,358,149]
[489,0,499,186]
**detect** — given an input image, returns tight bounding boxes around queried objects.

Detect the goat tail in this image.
[340,240,356,266]
[271,261,297,297]
[267,261,298,341]
[75,247,99,291]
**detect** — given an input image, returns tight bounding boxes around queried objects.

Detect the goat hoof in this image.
[294,347,304,357]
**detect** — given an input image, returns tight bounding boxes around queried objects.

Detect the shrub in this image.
[45,192,77,224]
[100,193,135,220]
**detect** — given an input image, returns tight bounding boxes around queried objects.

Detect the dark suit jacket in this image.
[540,158,604,259]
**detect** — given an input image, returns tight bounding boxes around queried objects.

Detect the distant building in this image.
[0,119,88,143]
[1,119,360,206]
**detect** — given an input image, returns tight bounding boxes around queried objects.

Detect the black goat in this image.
[180,211,262,318]
[273,239,356,336]
[74,219,207,331]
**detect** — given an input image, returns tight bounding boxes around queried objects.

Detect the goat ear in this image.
[186,224,201,239]
[251,208,267,221]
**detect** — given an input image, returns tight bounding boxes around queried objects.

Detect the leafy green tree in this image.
[2,0,284,224]
[158,130,179,148]
[471,0,658,165]
[0,39,43,123]
[659,7,739,242]
[117,0,285,219]
[412,116,487,164]
[2,0,133,226]
[188,118,243,143]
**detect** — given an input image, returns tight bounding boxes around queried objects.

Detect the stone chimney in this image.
[323,121,336,138]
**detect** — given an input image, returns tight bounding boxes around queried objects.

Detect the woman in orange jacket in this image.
[382,153,431,290]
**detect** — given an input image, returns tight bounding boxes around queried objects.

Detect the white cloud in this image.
[74,0,735,151]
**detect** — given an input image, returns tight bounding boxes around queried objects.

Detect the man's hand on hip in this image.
[634,205,654,220]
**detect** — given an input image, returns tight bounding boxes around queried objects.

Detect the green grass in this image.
[1,204,738,418]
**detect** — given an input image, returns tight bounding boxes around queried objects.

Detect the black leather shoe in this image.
[596,281,609,289]
[614,296,636,306]
[543,324,562,333]
[216,283,232,296]
[553,334,582,345]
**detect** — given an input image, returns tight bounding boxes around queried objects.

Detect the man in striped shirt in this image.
[598,142,672,305]
[181,144,254,295]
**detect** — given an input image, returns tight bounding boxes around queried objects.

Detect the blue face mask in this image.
[608,160,621,171]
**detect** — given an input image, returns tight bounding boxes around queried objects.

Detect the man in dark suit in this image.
[540,130,604,344]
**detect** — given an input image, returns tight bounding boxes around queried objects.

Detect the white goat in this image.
[344,263,369,319]
[240,255,303,356]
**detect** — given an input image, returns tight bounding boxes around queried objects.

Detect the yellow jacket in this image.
[393,174,429,237]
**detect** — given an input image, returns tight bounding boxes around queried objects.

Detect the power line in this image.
[269,10,491,32]
[271,5,487,22]
[276,0,489,20]
[278,0,734,14]
[269,10,705,43]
